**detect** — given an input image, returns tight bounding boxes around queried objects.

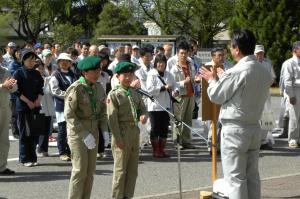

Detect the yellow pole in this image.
[211,101,218,182]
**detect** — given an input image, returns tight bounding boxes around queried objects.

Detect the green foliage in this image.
[93,3,146,38]
[229,0,300,82]
[138,0,234,48]
[58,0,108,38]
[53,22,84,50]
[0,0,57,43]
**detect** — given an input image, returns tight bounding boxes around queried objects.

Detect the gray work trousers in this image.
[287,89,300,143]
[221,123,261,199]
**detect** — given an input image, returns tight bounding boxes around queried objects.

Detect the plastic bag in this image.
[260,97,275,131]
[138,118,151,149]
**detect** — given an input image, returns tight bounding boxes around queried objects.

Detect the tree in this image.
[93,3,146,39]
[0,0,108,43]
[138,0,234,48]
[229,0,300,80]
[57,0,108,38]
[0,0,60,43]
[53,22,84,50]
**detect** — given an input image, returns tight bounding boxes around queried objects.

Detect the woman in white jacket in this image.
[146,54,177,158]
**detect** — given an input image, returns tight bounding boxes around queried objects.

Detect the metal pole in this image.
[177,134,183,199]
[147,97,208,198]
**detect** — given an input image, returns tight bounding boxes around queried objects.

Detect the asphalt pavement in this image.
[1,96,300,199]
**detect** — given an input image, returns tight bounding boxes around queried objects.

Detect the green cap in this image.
[77,56,101,71]
[114,61,137,74]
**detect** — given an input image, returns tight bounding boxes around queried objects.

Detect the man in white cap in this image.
[98,45,110,56]
[131,45,140,65]
[283,41,300,148]
[254,44,276,149]
[3,42,17,68]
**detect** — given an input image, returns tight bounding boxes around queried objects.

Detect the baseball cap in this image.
[34,43,42,49]
[7,42,17,48]
[99,45,109,52]
[42,49,52,57]
[132,45,140,50]
[254,45,264,54]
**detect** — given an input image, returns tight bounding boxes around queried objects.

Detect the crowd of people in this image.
[0,29,299,199]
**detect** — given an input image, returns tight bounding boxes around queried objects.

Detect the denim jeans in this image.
[57,121,70,156]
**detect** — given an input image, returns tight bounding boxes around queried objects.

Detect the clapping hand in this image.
[199,66,216,82]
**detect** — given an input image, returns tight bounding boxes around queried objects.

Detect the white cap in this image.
[132,45,139,49]
[99,45,109,52]
[7,42,17,48]
[254,45,264,54]
[42,49,52,57]
[57,53,72,62]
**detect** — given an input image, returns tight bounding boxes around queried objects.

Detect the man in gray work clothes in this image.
[200,29,272,199]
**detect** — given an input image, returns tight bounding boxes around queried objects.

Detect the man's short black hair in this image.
[176,40,190,52]
[155,46,164,54]
[124,43,132,47]
[211,47,224,56]
[82,41,90,47]
[140,46,153,57]
[119,53,131,62]
[231,29,256,56]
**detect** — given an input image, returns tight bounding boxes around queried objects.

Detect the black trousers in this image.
[98,129,105,153]
[148,111,170,140]
[10,99,19,136]
[37,116,52,153]
[17,111,37,163]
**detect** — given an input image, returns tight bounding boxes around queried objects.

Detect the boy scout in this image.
[64,56,108,199]
[107,61,147,199]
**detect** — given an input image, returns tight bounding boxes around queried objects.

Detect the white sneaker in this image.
[33,162,38,166]
[289,140,299,148]
[23,162,34,167]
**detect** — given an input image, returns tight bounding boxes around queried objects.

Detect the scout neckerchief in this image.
[116,85,138,124]
[79,76,97,116]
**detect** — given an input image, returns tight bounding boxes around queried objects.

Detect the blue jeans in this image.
[17,111,37,163]
[57,121,70,156]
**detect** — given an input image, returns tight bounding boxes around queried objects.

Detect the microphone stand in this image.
[145,94,208,199]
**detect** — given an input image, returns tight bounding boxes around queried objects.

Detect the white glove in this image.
[83,133,96,149]
[103,131,110,148]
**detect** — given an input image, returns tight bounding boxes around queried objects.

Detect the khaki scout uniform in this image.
[107,86,147,199]
[64,79,107,199]
[0,66,17,172]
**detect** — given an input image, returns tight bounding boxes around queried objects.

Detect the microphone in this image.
[135,88,154,100]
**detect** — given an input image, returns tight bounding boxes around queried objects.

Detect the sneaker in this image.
[23,162,34,167]
[97,153,107,160]
[60,155,71,161]
[37,152,49,157]
[33,162,38,166]
[289,140,299,148]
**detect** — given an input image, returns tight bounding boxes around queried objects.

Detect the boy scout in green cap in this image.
[64,56,108,199]
[107,61,147,199]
